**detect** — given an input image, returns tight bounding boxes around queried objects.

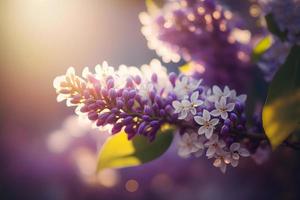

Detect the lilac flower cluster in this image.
[258,38,291,81]
[174,84,250,173]
[54,60,253,173]
[259,0,300,45]
[54,59,175,141]
[139,0,253,91]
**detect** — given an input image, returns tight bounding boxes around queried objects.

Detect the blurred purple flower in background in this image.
[140,0,254,91]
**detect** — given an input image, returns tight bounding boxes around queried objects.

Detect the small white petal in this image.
[220,96,227,105]
[226,103,235,112]
[202,110,211,121]
[205,127,214,139]
[213,85,222,95]
[220,164,227,173]
[194,116,205,125]
[221,112,228,120]
[239,148,250,157]
[191,91,199,102]
[179,110,188,119]
[211,109,221,117]
[206,146,216,158]
[182,100,191,107]
[198,126,206,135]
[238,94,247,102]
[230,143,240,151]
[210,118,219,126]
[231,159,239,167]
[190,108,197,115]
[213,158,222,167]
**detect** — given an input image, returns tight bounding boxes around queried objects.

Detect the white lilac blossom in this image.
[194,110,219,139]
[177,132,205,158]
[139,0,253,91]
[211,97,235,120]
[54,61,253,173]
[227,143,250,167]
[259,0,300,45]
[172,91,203,119]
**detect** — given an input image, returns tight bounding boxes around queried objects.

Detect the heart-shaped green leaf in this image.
[263,45,300,149]
[97,127,174,171]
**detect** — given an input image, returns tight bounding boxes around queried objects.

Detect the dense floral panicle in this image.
[53,59,176,141]
[139,0,253,90]
[54,61,255,173]
[258,39,291,81]
[260,0,300,45]
[174,82,251,173]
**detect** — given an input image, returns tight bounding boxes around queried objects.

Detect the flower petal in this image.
[211,109,221,117]
[230,143,240,151]
[194,116,205,125]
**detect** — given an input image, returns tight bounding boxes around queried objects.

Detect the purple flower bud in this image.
[152,103,159,113]
[123,116,133,124]
[109,88,117,99]
[150,120,160,127]
[149,91,156,101]
[96,100,105,107]
[230,113,238,122]
[106,78,114,89]
[159,109,166,116]
[235,102,244,113]
[165,105,173,114]
[224,118,232,127]
[137,122,147,135]
[154,96,163,107]
[116,99,124,109]
[122,89,129,99]
[144,106,154,116]
[142,115,151,121]
[98,112,110,122]
[111,123,123,134]
[119,112,127,118]
[129,90,137,98]
[88,103,98,110]
[134,75,141,84]
[127,99,134,108]
[88,111,98,121]
[80,105,89,113]
[151,73,158,83]
[110,108,119,113]
[124,125,135,135]
[101,88,108,97]
[106,113,116,123]
[169,72,177,86]
[126,78,134,88]
[221,125,229,135]
[225,137,234,145]
[116,89,123,97]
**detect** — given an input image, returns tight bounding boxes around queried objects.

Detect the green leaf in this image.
[252,35,272,61]
[97,127,174,171]
[265,13,287,41]
[262,45,300,149]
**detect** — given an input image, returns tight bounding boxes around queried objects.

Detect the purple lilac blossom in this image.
[139,0,253,91]
[258,38,291,81]
[53,60,261,173]
[259,0,300,45]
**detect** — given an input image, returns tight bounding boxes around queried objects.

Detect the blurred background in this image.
[0,0,300,199]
